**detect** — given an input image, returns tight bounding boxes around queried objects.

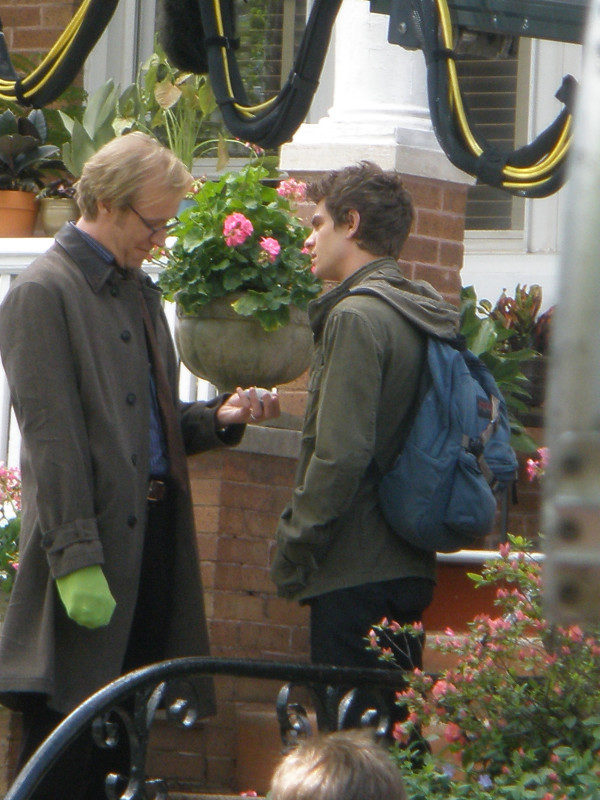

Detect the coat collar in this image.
[54,224,162,308]
[308,256,460,342]
[54,224,120,294]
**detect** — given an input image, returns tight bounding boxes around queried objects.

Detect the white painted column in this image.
[281,0,471,184]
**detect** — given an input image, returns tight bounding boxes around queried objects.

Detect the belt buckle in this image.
[147,478,166,503]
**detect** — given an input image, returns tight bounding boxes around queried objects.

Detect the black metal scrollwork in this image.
[5,658,408,800]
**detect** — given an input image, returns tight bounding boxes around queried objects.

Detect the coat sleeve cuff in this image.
[41,518,104,579]
[181,394,245,452]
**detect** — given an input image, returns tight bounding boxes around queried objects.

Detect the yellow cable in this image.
[434,0,571,186]
[22,22,81,97]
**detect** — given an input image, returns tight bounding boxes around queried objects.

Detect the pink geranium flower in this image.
[223,213,253,247]
[259,237,281,262]
[277,178,307,202]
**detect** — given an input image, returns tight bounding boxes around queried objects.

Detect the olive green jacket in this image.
[270,258,460,601]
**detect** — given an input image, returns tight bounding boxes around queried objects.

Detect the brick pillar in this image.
[183,427,307,795]
[399,175,468,306]
[180,172,469,794]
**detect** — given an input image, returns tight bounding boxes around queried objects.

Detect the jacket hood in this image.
[309,258,460,340]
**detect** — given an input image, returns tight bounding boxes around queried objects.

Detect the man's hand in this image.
[56,565,116,629]
[216,386,280,427]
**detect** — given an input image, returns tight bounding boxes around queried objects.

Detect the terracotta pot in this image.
[175,295,314,391]
[423,551,502,631]
[0,191,38,237]
[39,197,79,236]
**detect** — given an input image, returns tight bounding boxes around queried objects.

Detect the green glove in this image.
[56,565,116,629]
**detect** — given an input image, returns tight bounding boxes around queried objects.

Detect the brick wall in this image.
[1,2,81,55]
[398,174,467,306]
[179,171,543,795]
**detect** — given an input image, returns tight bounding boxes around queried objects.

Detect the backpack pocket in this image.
[443,450,497,544]
[379,439,455,551]
[379,445,497,553]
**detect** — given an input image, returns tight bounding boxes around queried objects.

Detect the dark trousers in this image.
[16,492,175,800]
[308,577,434,729]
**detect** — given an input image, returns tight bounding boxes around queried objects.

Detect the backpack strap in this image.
[462,394,501,489]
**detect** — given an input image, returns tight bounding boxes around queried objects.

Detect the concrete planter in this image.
[38,197,78,236]
[175,295,314,392]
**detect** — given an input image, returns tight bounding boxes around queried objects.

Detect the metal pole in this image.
[543,0,600,624]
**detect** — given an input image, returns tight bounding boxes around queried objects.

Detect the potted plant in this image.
[479,284,554,409]
[460,285,544,453]
[58,80,120,179]
[158,164,322,391]
[0,464,20,598]
[36,178,78,236]
[114,41,220,172]
[369,535,600,799]
[0,107,61,236]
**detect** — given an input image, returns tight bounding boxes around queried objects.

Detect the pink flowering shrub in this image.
[368,535,600,799]
[0,463,21,593]
[526,446,549,482]
[159,164,321,331]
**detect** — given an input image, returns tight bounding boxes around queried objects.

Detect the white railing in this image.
[0,239,214,467]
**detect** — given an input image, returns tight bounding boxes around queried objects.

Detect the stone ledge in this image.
[236,424,301,459]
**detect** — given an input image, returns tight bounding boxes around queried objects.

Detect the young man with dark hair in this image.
[270,161,459,674]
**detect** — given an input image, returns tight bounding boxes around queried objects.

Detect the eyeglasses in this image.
[127,204,179,236]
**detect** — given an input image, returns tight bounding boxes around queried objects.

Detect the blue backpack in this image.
[378,337,518,553]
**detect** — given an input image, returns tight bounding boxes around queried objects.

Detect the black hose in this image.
[10,0,119,108]
[416,0,570,197]
[198,0,343,148]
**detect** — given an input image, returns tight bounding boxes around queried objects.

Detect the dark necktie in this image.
[134,274,189,493]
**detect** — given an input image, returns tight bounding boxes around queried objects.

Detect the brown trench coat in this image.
[0,225,242,715]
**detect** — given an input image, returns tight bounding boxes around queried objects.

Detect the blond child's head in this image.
[269,729,407,800]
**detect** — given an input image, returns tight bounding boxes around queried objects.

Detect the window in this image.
[456,40,530,231]
[231,0,308,104]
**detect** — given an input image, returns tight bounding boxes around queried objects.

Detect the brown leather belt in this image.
[147,478,167,503]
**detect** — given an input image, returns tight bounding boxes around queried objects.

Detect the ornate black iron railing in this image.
[5,657,410,800]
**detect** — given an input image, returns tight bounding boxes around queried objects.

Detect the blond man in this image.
[0,132,278,799]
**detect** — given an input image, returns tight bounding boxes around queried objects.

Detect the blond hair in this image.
[76,132,192,219]
[269,730,407,800]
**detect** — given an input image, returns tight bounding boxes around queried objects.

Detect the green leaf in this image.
[82,80,117,140]
[469,318,498,357]
[57,110,75,138]
[231,293,261,316]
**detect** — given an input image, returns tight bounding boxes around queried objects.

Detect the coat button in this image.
[131,453,138,466]
[127,514,137,528]
[121,330,131,342]
[126,393,136,405]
